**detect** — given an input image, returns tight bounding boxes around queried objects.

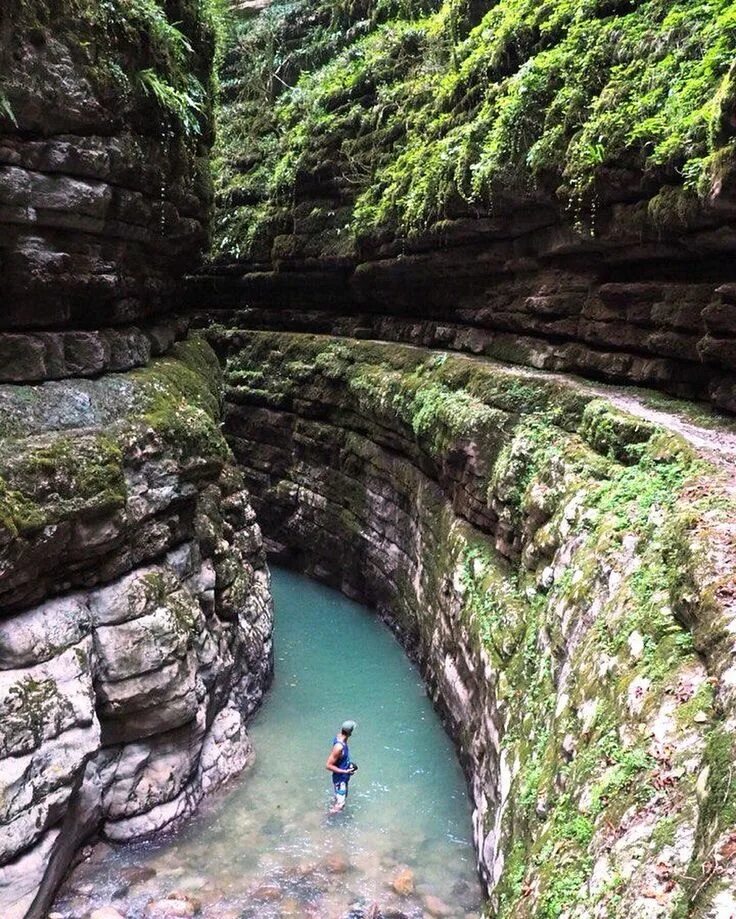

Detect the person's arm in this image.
[326,743,352,775]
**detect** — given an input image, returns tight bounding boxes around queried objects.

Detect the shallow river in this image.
[53,568,482,918]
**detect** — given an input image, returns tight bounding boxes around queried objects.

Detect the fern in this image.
[0,90,17,127]
[137,68,205,135]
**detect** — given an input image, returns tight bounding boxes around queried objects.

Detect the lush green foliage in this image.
[213,0,736,256]
[8,0,229,136]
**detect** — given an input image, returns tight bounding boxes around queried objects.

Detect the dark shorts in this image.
[333,778,349,797]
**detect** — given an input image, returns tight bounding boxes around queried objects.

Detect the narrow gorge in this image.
[2,1,736,918]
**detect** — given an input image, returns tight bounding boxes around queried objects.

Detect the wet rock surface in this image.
[208,328,736,918]
[0,339,274,919]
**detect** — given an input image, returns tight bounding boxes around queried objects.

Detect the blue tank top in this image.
[332,736,350,777]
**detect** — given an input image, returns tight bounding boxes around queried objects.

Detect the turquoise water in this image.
[53,568,482,918]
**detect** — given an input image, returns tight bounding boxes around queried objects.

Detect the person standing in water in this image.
[326,720,358,813]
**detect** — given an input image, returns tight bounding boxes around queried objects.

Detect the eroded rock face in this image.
[210,327,736,918]
[0,339,274,919]
[0,0,215,380]
[196,0,736,413]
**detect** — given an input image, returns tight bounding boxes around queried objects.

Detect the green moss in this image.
[132,336,230,462]
[212,0,736,256]
[579,400,657,464]
[0,433,126,535]
[652,815,678,850]
[0,336,231,540]
[675,681,715,728]
[4,675,67,748]
[700,726,736,840]
[460,542,527,663]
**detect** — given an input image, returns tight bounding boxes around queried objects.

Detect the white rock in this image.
[628,630,644,660]
[90,907,126,919]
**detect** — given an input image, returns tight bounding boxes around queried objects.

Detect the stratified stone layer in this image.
[0,338,273,919]
[211,327,736,919]
[0,0,214,380]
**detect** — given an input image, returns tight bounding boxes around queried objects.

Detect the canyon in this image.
[2,0,736,917]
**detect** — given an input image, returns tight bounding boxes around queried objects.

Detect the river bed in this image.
[52,568,482,918]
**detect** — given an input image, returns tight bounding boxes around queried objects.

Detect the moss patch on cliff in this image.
[212,0,736,258]
[132,336,230,462]
[0,336,231,541]
[0,433,126,536]
[218,329,735,918]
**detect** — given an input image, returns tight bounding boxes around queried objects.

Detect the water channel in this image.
[53,568,482,918]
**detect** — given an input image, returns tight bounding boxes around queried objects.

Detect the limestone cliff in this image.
[0,338,273,919]
[197,0,736,412]
[0,5,275,915]
[0,0,217,380]
[204,324,736,918]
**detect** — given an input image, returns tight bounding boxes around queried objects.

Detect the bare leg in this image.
[330,780,348,813]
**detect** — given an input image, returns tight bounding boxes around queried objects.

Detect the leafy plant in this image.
[212,0,736,254]
[137,67,206,134]
[0,89,17,126]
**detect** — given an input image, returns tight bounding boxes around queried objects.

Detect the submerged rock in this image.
[390,868,415,897]
[119,866,157,886]
[89,909,126,919]
[252,884,284,902]
[144,897,198,918]
[324,853,351,874]
[422,895,452,917]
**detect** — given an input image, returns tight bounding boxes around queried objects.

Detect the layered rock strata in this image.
[194,220,736,414]
[199,0,736,413]
[0,338,273,919]
[0,0,216,381]
[209,326,736,918]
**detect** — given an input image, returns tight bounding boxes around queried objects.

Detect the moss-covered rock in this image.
[215,327,736,918]
[0,334,274,919]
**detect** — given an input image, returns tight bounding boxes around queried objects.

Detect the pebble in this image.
[422,894,452,917]
[171,875,207,892]
[167,890,202,910]
[390,867,415,897]
[325,853,350,874]
[145,897,197,918]
[87,843,116,864]
[252,883,283,901]
[90,908,126,919]
[121,865,157,885]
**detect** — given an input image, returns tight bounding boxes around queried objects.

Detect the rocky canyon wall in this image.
[195,0,736,413]
[0,339,273,919]
[0,5,275,916]
[205,325,736,918]
[0,0,216,381]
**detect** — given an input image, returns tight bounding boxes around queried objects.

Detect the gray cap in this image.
[341,720,357,735]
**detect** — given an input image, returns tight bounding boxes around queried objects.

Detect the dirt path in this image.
[445,347,736,477]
